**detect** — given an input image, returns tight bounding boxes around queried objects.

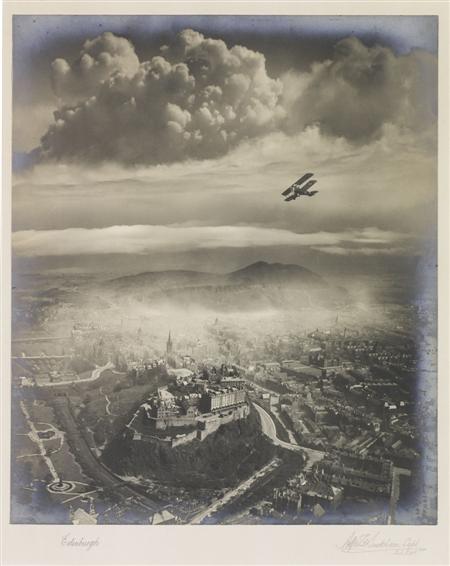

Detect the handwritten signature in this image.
[338,531,426,555]
[61,534,100,551]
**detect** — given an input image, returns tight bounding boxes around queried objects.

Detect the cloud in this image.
[312,245,412,256]
[36,30,436,165]
[13,103,56,153]
[51,32,140,102]
[282,37,437,143]
[41,29,284,165]
[12,224,411,257]
[12,124,436,246]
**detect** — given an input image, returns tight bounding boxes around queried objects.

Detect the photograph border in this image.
[1,1,449,564]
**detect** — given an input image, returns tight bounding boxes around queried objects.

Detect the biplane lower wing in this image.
[296,179,317,193]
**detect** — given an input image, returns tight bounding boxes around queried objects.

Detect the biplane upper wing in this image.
[294,173,314,187]
[282,173,314,196]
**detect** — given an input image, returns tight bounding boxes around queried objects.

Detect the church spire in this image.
[166,331,173,355]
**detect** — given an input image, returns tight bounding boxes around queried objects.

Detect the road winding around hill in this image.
[253,403,325,469]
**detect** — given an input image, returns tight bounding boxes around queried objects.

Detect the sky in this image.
[11,15,438,277]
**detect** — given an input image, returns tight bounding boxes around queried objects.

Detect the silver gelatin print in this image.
[10,14,437,527]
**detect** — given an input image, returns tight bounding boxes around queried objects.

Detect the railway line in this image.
[51,397,158,513]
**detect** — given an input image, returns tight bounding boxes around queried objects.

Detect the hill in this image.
[12,262,349,329]
[106,269,220,292]
[228,261,323,286]
[103,261,347,311]
[102,408,277,489]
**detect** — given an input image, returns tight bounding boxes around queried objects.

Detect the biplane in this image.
[282,173,318,201]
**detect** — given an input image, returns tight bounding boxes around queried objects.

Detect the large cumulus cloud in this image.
[283,36,437,143]
[39,30,436,165]
[41,29,284,164]
[51,31,140,102]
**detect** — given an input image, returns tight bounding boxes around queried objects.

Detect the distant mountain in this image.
[13,262,348,322]
[103,262,347,311]
[106,261,325,290]
[228,261,324,286]
[106,269,220,291]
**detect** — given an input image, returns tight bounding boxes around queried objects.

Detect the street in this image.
[253,403,324,469]
[189,458,279,524]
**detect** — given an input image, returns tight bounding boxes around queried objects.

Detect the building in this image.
[197,404,250,439]
[317,453,393,496]
[71,507,98,525]
[273,473,343,515]
[281,360,322,379]
[166,332,173,357]
[130,365,250,445]
[200,388,246,412]
[150,509,177,525]
[220,377,246,389]
[166,331,176,366]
